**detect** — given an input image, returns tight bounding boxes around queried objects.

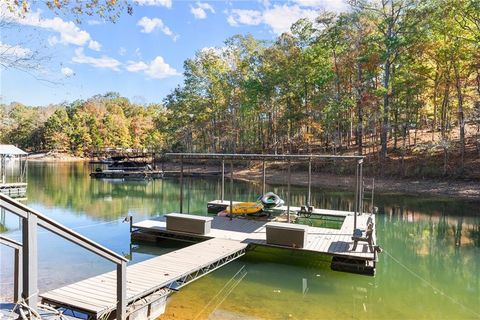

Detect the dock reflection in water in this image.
[0,162,478,319]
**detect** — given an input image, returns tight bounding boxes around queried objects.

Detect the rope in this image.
[194,265,246,320]
[383,249,480,318]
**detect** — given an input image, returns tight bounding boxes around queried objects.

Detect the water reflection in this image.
[0,162,479,319]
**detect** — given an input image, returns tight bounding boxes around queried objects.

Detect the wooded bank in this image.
[1,0,479,179]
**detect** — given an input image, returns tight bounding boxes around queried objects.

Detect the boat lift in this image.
[165,153,365,230]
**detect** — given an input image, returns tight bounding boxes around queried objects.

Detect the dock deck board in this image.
[133,212,376,260]
[40,238,248,317]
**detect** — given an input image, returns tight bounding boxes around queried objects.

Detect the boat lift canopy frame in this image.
[165,153,365,229]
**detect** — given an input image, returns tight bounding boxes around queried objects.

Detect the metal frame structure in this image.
[0,193,129,319]
[0,145,28,199]
[0,235,22,302]
[165,153,365,230]
[166,248,247,290]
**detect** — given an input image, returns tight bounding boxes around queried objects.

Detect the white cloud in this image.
[134,48,142,59]
[119,47,127,56]
[294,0,348,12]
[190,2,215,19]
[137,17,176,40]
[126,56,179,79]
[135,0,172,8]
[7,9,104,49]
[227,9,262,27]
[61,67,74,77]
[263,5,318,34]
[87,20,102,26]
[72,48,121,71]
[47,36,59,46]
[0,42,31,59]
[88,40,101,51]
[17,11,91,46]
[227,5,320,35]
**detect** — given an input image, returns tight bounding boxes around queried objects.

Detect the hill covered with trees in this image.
[1,0,479,179]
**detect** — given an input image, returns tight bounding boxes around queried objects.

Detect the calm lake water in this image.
[1,162,479,319]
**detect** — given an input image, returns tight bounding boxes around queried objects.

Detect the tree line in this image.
[1,0,479,177]
[0,93,166,155]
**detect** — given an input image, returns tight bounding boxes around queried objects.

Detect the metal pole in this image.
[287,159,291,223]
[1,155,5,185]
[116,261,127,320]
[14,246,22,302]
[371,178,375,214]
[262,160,266,195]
[359,159,363,216]
[353,160,359,230]
[22,212,38,310]
[307,158,312,205]
[229,160,233,221]
[221,159,225,201]
[179,156,184,213]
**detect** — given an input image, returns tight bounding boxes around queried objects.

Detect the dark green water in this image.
[0,162,479,319]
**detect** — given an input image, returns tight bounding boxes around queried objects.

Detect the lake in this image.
[1,162,479,319]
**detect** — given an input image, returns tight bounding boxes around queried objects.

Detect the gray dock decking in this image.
[40,238,248,318]
[133,212,376,260]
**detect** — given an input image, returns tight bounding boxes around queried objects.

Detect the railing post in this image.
[179,156,184,213]
[116,261,127,320]
[22,212,38,310]
[14,246,22,303]
[307,157,312,206]
[359,159,363,216]
[221,159,225,201]
[353,161,359,231]
[287,159,291,223]
[229,160,233,221]
[262,160,266,195]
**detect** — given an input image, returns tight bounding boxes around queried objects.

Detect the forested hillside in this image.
[1,0,479,178]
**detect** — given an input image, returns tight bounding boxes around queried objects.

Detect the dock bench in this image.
[165,213,213,235]
[266,222,308,248]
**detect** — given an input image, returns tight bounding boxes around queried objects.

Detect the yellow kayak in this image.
[224,202,263,215]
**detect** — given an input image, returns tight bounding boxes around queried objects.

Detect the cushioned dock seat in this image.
[265,222,308,248]
[165,213,213,235]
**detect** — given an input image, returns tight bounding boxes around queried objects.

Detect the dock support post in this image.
[262,160,266,195]
[116,261,127,320]
[180,156,184,213]
[221,160,225,201]
[22,212,38,311]
[353,160,359,230]
[307,157,312,205]
[359,159,363,216]
[14,245,22,303]
[229,160,233,221]
[371,178,375,214]
[1,155,5,185]
[287,159,291,223]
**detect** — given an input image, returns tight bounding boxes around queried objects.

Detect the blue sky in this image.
[0,0,347,106]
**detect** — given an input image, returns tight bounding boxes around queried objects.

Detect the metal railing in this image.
[165,153,364,229]
[0,193,128,319]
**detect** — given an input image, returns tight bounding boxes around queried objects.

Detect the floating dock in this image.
[90,170,164,180]
[132,212,376,262]
[0,182,27,198]
[40,238,247,319]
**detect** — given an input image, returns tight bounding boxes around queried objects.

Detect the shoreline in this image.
[161,162,480,201]
[26,157,480,201]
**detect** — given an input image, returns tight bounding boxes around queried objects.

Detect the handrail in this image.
[0,235,23,303]
[165,152,365,160]
[0,193,128,319]
[0,193,127,264]
[0,235,22,249]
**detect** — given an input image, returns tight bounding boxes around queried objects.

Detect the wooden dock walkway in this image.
[133,213,376,260]
[40,238,248,319]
